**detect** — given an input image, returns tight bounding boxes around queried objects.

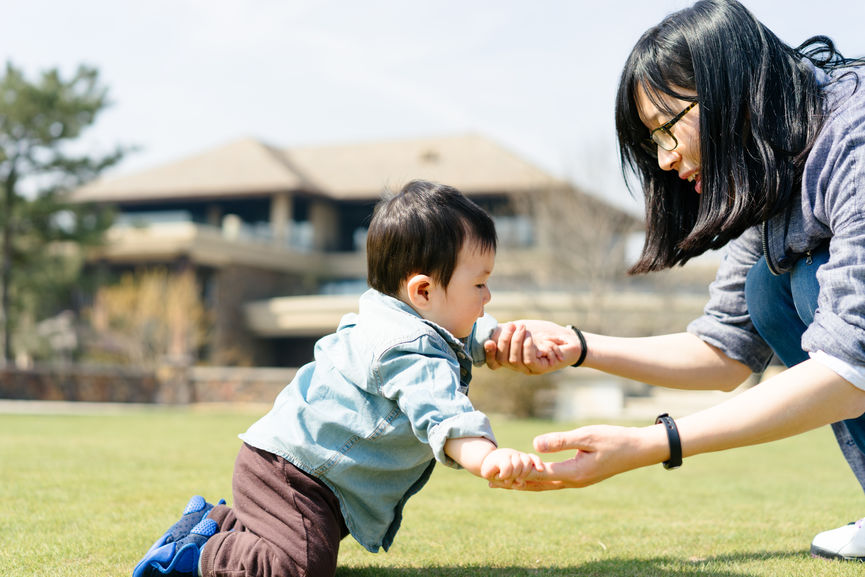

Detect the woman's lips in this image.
[685,171,702,194]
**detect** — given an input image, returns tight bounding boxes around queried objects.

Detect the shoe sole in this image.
[811,544,865,562]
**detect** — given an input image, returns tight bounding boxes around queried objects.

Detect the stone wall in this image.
[188,366,295,403]
[0,365,160,403]
[0,365,297,405]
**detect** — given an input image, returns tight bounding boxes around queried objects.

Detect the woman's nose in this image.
[656,147,680,172]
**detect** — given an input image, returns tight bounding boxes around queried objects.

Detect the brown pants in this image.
[199,443,349,577]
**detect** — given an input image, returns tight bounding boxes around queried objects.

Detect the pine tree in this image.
[0,62,127,365]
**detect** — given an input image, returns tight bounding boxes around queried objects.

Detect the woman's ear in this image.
[405,274,434,310]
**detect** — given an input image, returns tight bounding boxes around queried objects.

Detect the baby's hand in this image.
[480,448,544,487]
[534,337,565,366]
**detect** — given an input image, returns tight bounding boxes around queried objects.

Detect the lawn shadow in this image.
[336,550,809,577]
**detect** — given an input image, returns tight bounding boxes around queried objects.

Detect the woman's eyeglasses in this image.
[643,101,697,153]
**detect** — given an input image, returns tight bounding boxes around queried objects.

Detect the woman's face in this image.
[636,86,702,193]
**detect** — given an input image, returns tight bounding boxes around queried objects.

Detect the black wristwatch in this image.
[655,413,682,470]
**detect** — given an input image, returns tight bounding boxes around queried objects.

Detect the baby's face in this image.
[425,242,494,338]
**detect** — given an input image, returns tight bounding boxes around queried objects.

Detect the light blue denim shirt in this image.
[240,289,497,553]
[689,64,865,373]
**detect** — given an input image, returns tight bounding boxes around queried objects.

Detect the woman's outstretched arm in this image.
[487,321,751,391]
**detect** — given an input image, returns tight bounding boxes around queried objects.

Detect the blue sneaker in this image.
[133,518,218,577]
[145,496,224,555]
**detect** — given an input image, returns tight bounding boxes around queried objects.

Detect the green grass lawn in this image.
[1,405,864,576]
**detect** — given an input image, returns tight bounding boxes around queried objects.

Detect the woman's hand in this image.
[489,424,668,491]
[484,320,582,374]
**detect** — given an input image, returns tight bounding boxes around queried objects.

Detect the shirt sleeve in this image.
[467,313,497,367]
[801,132,865,367]
[687,225,775,373]
[373,338,496,468]
[810,351,865,391]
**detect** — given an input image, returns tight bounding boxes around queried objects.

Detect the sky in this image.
[3,0,865,213]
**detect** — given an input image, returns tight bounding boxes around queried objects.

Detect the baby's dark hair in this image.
[366,180,497,297]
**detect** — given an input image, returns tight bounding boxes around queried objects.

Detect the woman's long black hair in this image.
[616,0,862,273]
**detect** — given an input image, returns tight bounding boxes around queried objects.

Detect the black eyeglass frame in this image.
[645,101,697,152]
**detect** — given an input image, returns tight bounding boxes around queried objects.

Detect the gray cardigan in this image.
[688,64,865,375]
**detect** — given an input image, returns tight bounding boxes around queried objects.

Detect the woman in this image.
[486,0,865,561]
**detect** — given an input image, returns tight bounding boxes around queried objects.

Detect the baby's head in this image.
[367,180,497,337]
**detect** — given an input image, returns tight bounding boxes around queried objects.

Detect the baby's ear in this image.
[405,274,434,310]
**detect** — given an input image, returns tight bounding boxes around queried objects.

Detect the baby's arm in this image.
[444,437,544,483]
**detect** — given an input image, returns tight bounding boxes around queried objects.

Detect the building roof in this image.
[71,133,566,203]
[285,133,564,199]
[73,138,311,202]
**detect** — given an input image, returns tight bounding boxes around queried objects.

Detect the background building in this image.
[71,133,649,367]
